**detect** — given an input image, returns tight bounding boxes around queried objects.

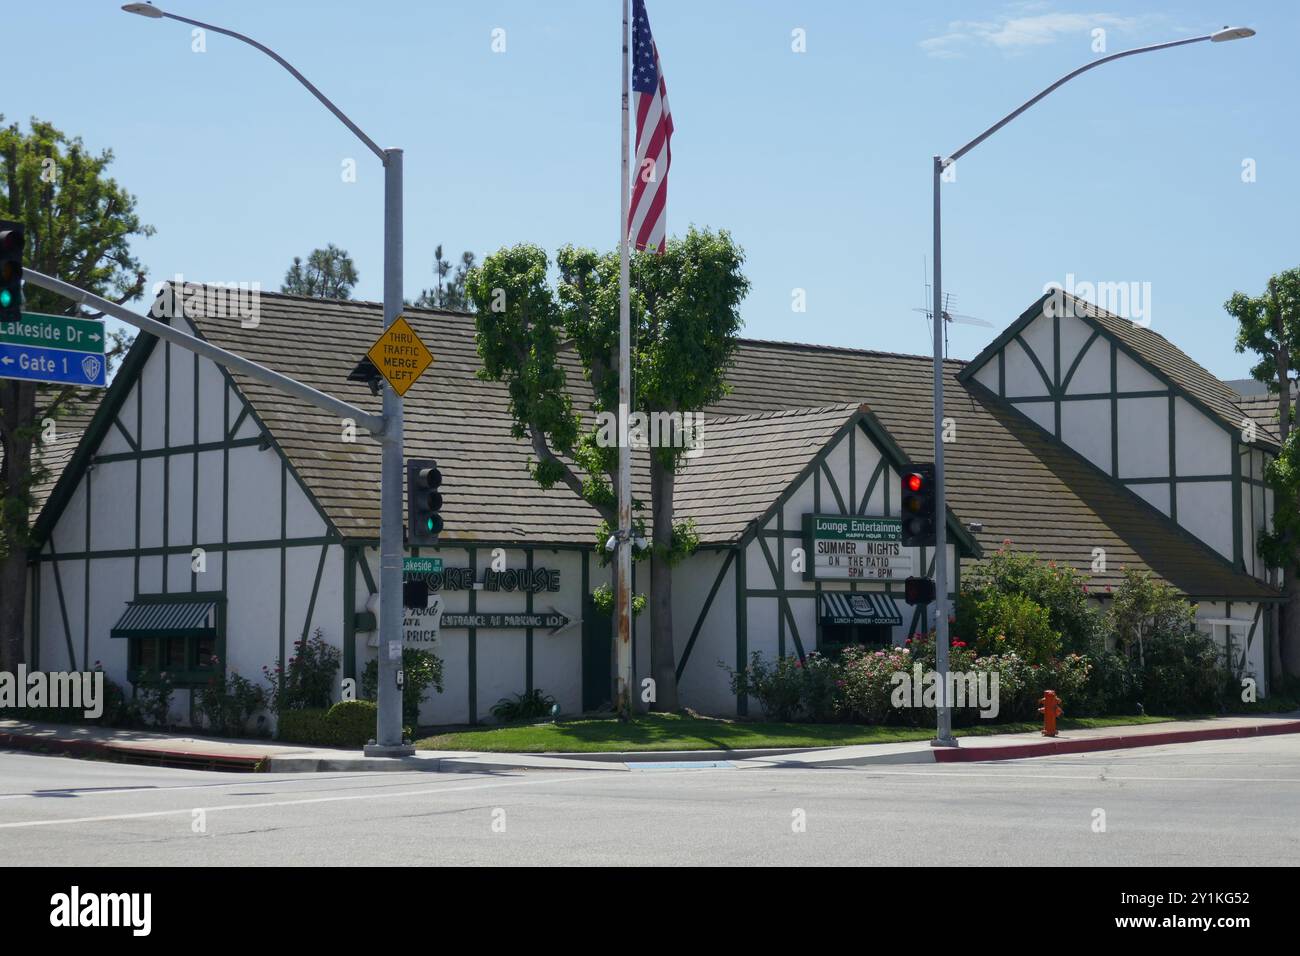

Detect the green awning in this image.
[819,592,902,627]
[111,600,220,638]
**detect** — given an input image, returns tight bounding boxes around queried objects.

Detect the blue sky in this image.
[8,0,1298,380]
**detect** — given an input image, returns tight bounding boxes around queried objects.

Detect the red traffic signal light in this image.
[900,463,936,546]
[904,576,937,606]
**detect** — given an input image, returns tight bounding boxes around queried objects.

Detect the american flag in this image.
[628,0,673,254]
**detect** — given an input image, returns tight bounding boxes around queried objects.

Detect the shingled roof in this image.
[11,386,103,522]
[713,339,1275,600]
[30,286,1277,601]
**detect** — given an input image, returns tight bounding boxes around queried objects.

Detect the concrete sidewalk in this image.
[730,713,1300,769]
[3,714,1299,773]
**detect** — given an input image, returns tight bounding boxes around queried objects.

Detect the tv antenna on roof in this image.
[915,257,992,356]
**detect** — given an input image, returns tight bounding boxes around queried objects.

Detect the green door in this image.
[582,593,612,712]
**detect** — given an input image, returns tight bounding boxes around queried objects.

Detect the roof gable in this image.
[959,290,1279,449]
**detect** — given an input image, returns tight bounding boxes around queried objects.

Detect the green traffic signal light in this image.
[0,289,11,308]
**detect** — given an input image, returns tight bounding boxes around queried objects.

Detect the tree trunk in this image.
[0,549,27,671]
[648,453,679,712]
[0,379,37,672]
[1270,604,1285,687]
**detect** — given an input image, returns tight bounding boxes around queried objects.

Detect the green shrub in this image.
[959,547,1100,655]
[276,707,333,745]
[962,590,1060,665]
[361,647,445,727]
[325,700,380,748]
[264,629,340,713]
[133,672,175,728]
[837,644,916,725]
[275,700,406,748]
[1073,641,1138,716]
[491,689,558,722]
[1140,628,1229,714]
[722,652,807,722]
[195,670,266,737]
[721,651,842,722]
[1106,569,1232,714]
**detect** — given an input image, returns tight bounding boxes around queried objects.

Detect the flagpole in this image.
[616,0,635,719]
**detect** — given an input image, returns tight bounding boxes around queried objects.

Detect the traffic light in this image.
[904,576,937,606]
[0,219,23,321]
[403,579,429,609]
[406,458,444,546]
[900,463,936,547]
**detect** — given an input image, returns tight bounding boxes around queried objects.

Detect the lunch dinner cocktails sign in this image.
[802,515,914,581]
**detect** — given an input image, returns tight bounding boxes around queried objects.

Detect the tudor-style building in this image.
[20,285,1283,726]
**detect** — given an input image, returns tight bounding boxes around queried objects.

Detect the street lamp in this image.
[122,2,413,756]
[928,26,1254,747]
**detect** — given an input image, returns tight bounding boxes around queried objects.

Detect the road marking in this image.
[0,773,579,830]
[0,771,416,802]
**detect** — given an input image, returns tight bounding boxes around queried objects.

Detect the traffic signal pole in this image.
[119,2,427,755]
[371,147,411,756]
[927,27,1253,749]
[930,156,955,749]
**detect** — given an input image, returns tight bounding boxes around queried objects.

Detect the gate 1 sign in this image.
[802,514,914,581]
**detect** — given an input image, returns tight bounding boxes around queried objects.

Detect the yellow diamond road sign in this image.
[366,316,433,397]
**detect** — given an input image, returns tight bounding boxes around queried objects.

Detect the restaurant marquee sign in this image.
[802,514,914,582]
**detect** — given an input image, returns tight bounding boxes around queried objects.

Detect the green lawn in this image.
[414,712,1173,754]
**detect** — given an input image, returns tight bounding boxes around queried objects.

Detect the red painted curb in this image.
[932,720,1300,762]
[0,731,266,771]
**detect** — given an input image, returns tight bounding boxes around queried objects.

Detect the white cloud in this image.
[921,8,1159,59]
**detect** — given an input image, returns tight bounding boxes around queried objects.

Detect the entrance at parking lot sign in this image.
[0,312,107,387]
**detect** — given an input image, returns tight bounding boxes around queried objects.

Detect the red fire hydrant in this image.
[1038,690,1064,737]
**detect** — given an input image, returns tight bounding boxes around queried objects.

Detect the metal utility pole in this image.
[615,0,634,717]
[928,25,1255,748]
[122,2,412,754]
[930,154,954,748]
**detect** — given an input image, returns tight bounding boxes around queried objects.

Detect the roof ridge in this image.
[157,281,473,318]
[706,402,863,425]
[737,335,969,366]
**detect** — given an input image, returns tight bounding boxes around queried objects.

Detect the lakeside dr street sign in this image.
[803,514,914,582]
[0,312,107,387]
[366,315,432,396]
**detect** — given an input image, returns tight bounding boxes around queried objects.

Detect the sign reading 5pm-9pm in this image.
[802,514,914,581]
[0,312,107,387]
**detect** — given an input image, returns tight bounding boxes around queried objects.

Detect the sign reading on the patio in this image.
[802,514,913,581]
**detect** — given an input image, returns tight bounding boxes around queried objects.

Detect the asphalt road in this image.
[1,735,1297,866]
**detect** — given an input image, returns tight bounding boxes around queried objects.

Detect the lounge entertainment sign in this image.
[802,514,913,581]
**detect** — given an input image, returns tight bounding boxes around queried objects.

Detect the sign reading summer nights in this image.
[802,514,913,581]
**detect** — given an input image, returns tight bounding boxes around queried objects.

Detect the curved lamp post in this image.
[122,2,412,756]
[929,26,1255,747]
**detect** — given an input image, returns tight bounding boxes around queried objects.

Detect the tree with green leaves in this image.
[415,245,476,312]
[1227,269,1300,679]
[281,243,358,299]
[0,116,152,671]
[468,227,749,711]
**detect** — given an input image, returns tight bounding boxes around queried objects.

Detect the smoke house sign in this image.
[802,515,913,581]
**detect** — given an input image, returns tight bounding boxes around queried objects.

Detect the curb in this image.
[526,746,823,764]
[261,754,630,773]
[930,719,1300,763]
[0,731,265,772]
